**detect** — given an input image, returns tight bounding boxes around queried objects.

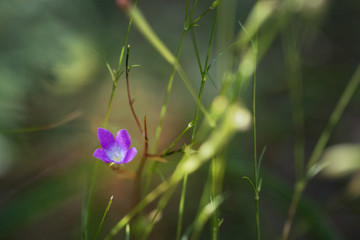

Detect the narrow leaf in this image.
[95,49,115,82]
[95,196,113,240]
[242,176,257,194]
[256,146,267,180]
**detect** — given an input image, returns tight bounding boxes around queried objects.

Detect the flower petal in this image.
[93,148,112,163]
[116,129,131,150]
[122,147,137,164]
[97,128,116,151]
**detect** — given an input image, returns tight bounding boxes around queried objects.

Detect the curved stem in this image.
[125,45,150,209]
[126,45,144,136]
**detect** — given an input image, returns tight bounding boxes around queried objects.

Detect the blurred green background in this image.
[0,0,360,239]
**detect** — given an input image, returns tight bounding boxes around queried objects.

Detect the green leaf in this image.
[95,49,115,82]
[129,64,142,69]
[95,196,113,240]
[242,176,256,194]
[256,146,267,181]
[257,177,263,192]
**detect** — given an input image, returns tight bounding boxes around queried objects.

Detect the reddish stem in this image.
[126,44,144,137]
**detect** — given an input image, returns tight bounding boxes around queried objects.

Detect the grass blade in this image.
[95,196,114,240]
[306,65,360,172]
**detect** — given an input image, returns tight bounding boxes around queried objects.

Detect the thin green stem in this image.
[211,156,218,240]
[252,58,258,183]
[186,8,211,30]
[95,196,113,240]
[117,0,138,73]
[252,8,261,240]
[103,84,117,128]
[176,174,188,240]
[190,30,203,74]
[306,65,360,171]
[252,58,261,240]
[190,80,206,143]
[185,0,220,30]
[255,194,260,240]
[163,121,194,155]
[212,157,216,201]
[186,0,199,28]
[281,65,360,240]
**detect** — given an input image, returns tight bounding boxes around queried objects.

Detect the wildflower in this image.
[93,128,137,164]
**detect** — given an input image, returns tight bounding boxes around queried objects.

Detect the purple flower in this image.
[93,128,137,164]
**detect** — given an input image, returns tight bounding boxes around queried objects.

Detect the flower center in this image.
[107,146,125,163]
[112,152,124,162]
